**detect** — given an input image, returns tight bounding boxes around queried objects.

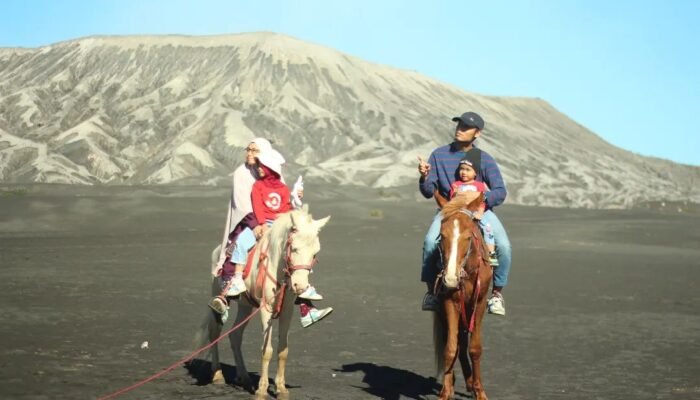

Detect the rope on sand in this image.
[97,307,261,400]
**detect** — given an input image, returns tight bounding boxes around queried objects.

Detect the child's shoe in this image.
[488,252,499,267]
[300,307,333,328]
[421,292,439,311]
[298,286,323,301]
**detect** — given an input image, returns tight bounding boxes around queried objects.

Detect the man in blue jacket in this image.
[418,112,512,315]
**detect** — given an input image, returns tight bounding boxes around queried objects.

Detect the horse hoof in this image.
[254,390,268,399]
[211,370,225,385]
[276,385,289,395]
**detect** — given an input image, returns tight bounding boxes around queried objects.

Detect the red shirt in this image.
[251,181,291,225]
[449,180,487,199]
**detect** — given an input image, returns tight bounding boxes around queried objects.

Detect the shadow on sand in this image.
[184,359,301,396]
[337,362,471,400]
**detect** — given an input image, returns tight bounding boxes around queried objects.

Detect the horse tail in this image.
[192,278,221,347]
[186,276,224,382]
[188,247,224,380]
[433,304,446,380]
[211,244,222,276]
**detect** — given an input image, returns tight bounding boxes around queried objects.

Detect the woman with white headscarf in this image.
[211,138,272,276]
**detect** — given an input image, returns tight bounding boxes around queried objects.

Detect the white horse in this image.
[204,205,330,398]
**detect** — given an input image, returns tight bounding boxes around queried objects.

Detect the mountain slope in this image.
[1,33,698,208]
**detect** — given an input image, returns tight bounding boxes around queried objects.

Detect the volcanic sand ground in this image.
[1,184,699,400]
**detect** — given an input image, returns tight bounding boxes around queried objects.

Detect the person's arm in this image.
[231,167,253,214]
[419,152,438,198]
[250,185,267,226]
[481,154,507,208]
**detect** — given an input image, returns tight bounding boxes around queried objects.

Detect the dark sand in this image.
[1,184,699,400]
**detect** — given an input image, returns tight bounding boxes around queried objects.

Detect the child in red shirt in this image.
[450,157,498,266]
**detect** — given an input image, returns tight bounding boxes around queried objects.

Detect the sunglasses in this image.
[245,147,260,153]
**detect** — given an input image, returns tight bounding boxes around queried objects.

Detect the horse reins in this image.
[257,229,318,318]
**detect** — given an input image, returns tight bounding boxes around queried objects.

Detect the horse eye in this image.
[291,247,299,253]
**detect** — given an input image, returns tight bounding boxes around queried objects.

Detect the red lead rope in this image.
[99,228,320,399]
[97,306,261,400]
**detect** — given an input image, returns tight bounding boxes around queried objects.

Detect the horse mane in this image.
[260,207,315,275]
[441,193,484,220]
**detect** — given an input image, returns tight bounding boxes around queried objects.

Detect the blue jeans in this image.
[480,213,495,247]
[231,227,257,264]
[421,209,512,288]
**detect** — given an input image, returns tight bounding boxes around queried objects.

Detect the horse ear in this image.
[313,215,331,231]
[434,189,448,209]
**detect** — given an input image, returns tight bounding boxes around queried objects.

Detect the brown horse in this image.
[432,190,493,400]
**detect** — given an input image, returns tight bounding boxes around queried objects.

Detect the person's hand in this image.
[253,225,264,239]
[417,156,431,178]
[291,176,304,208]
[254,224,269,240]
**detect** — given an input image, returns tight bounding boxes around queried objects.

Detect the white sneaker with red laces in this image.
[300,307,333,328]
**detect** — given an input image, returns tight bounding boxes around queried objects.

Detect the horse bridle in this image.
[283,229,318,277]
[437,209,480,285]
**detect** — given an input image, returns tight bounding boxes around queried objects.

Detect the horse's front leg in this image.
[439,298,459,400]
[256,307,274,399]
[275,294,295,396]
[468,298,489,400]
[457,325,473,392]
[229,299,253,389]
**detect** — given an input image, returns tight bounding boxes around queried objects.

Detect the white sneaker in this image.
[298,286,323,301]
[300,307,333,328]
[487,293,506,316]
[224,277,246,297]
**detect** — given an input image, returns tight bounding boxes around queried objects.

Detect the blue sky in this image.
[1,0,698,165]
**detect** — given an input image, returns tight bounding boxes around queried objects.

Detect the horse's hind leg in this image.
[275,296,295,396]
[208,279,225,384]
[208,313,226,384]
[230,300,253,389]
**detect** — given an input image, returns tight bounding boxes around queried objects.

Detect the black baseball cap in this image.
[452,112,485,130]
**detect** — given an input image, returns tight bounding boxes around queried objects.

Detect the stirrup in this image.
[209,296,228,315]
